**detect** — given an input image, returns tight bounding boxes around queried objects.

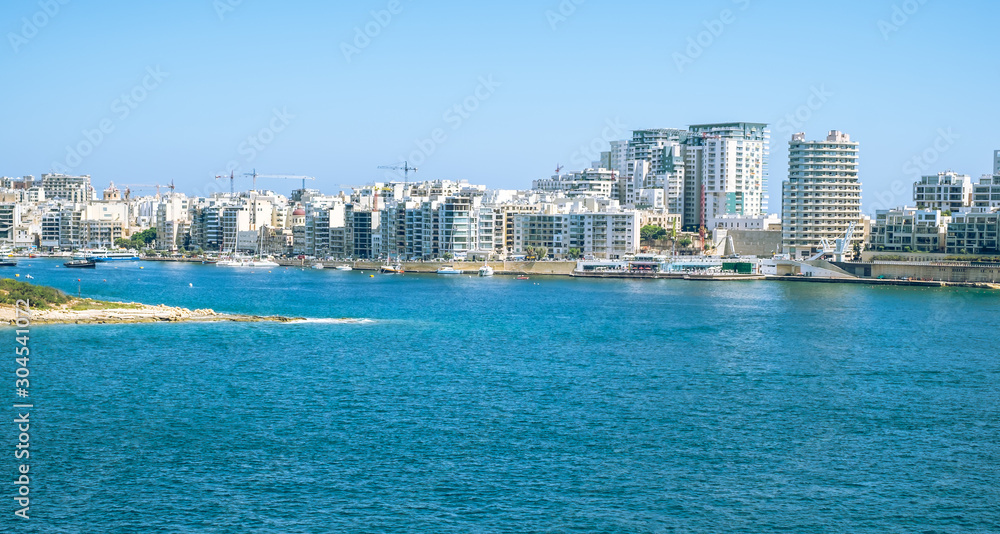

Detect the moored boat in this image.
[335,265,353,271]
[478,264,494,277]
[0,259,17,267]
[64,259,97,269]
[380,263,404,274]
[436,266,462,275]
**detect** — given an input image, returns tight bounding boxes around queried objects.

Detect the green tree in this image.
[443,252,454,261]
[678,236,693,248]
[568,248,582,260]
[535,246,548,259]
[640,225,668,242]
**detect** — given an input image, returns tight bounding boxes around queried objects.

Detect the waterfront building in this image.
[870,207,947,253]
[511,202,639,259]
[946,211,1000,255]
[913,172,972,212]
[781,131,863,259]
[994,150,1000,175]
[0,203,23,245]
[687,123,770,227]
[973,174,1000,210]
[155,194,191,251]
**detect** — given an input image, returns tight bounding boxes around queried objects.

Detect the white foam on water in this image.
[290,318,376,325]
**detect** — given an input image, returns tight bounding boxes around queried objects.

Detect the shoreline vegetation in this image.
[0,278,303,325]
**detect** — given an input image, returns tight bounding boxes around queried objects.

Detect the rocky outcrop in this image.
[0,301,302,325]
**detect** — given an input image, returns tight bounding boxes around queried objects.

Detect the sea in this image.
[2,258,999,533]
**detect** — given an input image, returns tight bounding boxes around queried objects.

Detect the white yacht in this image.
[217,256,280,268]
[436,266,462,275]
[335,265,353,271]
[478,264,494,277]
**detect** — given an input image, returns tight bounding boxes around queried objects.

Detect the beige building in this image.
[781,130,863,258]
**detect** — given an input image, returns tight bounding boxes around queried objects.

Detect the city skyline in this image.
[4,0,998,215]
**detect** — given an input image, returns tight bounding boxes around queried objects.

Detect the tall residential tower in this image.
[686,123,770,229]
[781,131,862,258]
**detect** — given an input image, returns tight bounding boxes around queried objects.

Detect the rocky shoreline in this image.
[0,301,303,325]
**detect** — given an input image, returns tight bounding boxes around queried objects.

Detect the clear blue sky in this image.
[3,0,997,213]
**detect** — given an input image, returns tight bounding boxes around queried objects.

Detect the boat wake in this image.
[290,318,376,325]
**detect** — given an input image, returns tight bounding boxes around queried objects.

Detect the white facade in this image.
[781,130,863,258]
[710,214,781,231]
[688,123,770,227]
[532,169,617,198]
[974,174,1000,210]
[913,172,972,212]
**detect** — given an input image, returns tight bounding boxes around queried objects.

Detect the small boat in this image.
[516,275,530,280]
[436,266,462,275]
[201,260,217,265]
[335,265,353,271]
[0,259,17,267]
[64,259,97,269]
[478,264,494,277]
[380,264,404,274]
[312,263,325,270]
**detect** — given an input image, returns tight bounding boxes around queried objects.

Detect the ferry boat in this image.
[478,264,494,277]
[74,248,140,261]
[436,266,462,275]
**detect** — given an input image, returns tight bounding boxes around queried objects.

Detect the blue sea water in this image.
[2,259,999,533]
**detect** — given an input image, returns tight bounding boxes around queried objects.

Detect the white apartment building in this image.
[973,174,1000,210]
[40,173,94,202]
[781,130,863,258]
[688,123,770,227]
[532,169,618,198]
[156,195,191,251]
[870,207,947,253]
[994,150,1000,175]
[913,172,972,212]
[511,203,639,259]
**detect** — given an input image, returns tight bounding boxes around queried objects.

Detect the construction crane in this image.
[215,171,236,195]
[555,164,564,175]
[378,161,418,184]
[243,169,318,192]
[121,183,172,200]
